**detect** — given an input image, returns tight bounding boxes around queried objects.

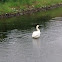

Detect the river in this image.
[0,7,62,62]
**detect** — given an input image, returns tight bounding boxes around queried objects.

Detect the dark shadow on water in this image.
[0,15,51,32]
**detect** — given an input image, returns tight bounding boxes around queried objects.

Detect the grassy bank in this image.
[0,0,62,15]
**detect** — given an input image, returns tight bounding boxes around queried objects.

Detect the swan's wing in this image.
[32,31,40,38]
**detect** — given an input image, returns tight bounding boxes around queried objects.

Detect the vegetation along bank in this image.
[0,0,62,18]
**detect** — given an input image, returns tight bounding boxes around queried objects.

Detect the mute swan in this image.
[32,25,40,38]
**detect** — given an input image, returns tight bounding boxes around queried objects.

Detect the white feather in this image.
[32,25,40,39]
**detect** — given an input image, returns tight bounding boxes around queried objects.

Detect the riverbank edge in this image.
[0,3,62,18]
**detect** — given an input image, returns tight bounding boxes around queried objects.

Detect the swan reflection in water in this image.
[32,38,42,60]
[32,38,41,49]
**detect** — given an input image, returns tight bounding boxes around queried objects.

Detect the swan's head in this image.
[36,25,39,28]
[36,25,40,31]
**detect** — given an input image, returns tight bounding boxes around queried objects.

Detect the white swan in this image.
[32,25,40,39]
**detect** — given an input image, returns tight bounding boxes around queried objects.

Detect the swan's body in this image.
[32,25,40,39]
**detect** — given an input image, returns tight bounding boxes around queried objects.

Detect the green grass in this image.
[0,0,62,14]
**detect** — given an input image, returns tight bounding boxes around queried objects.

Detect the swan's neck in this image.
[36,26,40,31]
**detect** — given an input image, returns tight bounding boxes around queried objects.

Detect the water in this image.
[0,8,62,62]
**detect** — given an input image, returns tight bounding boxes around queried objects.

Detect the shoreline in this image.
[0,3,62,18]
